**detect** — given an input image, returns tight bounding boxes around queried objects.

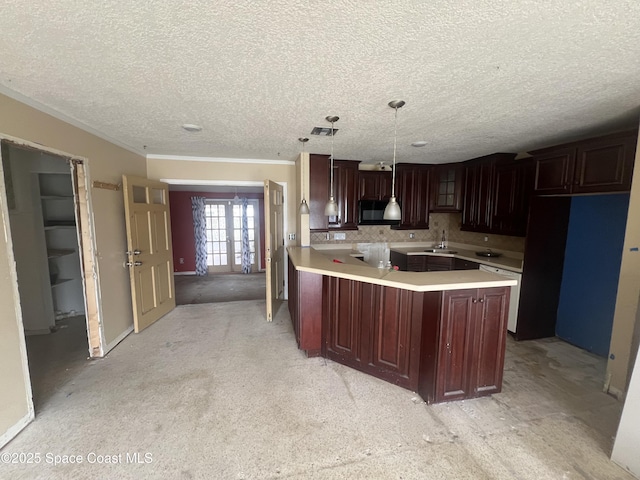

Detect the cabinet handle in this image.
[472,298,478,303]
[446,342,451,353]
[479,298,484,303]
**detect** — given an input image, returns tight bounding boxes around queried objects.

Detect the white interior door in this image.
[264,180,284,321]
[122,176,176,332]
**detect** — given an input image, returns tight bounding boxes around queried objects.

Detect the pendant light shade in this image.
[324,116,339,216]
[298,137,310,214]
[383,100,405,221]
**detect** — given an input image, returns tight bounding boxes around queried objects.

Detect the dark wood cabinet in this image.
[461,153,518,234]
[390,251,481,272]
[461,157,495,233]
[323,276,422,389]
[358,171,392,200]
[329,160,359,230]
[308,155,359,231]
[453,258,480,270]
[309,154,330,232]
[394,164,431,230]
[531,131,637,195]
[430,164,463,212]
[419,287,509,403]
[287,258,323,356]
[491,157,534,237]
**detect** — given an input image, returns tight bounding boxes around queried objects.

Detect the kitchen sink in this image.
[424,249,458,254]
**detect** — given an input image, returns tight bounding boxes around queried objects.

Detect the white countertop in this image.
[288,247,517,292]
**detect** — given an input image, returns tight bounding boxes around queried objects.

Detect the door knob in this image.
[126,261,143,267]
[126,249,141,255]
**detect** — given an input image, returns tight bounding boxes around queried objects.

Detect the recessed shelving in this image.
[51,278,73,288]
[47,249,75,259]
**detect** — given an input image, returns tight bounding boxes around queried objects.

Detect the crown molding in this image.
[0,84,145,156]
[146,154,295,165]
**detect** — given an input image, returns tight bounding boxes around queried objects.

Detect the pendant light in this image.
[383,100,405,220]
[324,116,339,216]
[298,137,310,214]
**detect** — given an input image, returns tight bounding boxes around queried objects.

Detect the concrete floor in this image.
[3,300,634,479]
[175,272,266,305]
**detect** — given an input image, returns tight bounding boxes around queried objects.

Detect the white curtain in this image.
[191,196,208,276]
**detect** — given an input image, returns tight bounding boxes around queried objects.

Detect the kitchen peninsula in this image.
[287,246,517,404]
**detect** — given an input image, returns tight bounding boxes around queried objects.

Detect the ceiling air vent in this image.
[310,126,339,136]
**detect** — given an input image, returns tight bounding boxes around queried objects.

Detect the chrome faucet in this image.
[438,230,446,249]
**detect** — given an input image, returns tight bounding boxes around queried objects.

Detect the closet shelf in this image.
[47,249,76,258]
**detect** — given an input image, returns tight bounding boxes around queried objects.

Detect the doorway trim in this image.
[0,134,104,358]
[161,178,289,298]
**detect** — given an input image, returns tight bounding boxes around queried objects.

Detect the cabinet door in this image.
[367,286,414,385]
[359,171,380,200]
[533,148,574,194]
[431,165,462,212]
[471,287,509,397]
[309,154,329,231]
[330,160,359,230]
[406,255,427,272]
[324,277,363,367]
[461,160,494,232]
[573,135,636,194]
[412,166,431,229]
[436,289,476,402]
[425,256,453,271]
[394,165,430,229]
[492,158,534,237]
[358,171,392,201]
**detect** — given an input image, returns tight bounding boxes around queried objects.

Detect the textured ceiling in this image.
[1,1,640,165]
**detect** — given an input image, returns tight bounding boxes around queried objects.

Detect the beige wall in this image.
[146,157,298,248]
[608,123,640,395]
[0,93,147,348]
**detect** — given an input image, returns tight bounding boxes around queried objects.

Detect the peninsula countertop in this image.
[287,246,517,292]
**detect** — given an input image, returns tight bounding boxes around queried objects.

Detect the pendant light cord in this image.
[391,105,398,197]
[329,119,335,198]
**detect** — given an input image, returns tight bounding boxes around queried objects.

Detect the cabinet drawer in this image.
[453,258,480,270]
[406,256,427,272]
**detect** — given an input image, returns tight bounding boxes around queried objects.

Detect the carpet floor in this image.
[175,272,266,305]
[3,300,632,479]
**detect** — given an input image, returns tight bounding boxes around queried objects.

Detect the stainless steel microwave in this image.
[358,200,400,226]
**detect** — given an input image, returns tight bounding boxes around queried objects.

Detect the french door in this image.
[205,200,258,273]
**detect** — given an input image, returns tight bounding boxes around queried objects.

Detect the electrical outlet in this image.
[484,236,489,242]
[179,258,184,264]
[333,232,346,241]
[409,233,415,239]
[288,233,296,241]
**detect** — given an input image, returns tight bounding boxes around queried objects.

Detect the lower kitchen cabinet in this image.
[287,258,323,356]
[323,277,421,389]
[419,287,510,404]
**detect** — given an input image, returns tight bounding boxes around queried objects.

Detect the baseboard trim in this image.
[607,385,625,401]
[103,325,134,355]
[0,411,34,449]
[174,271,196,276]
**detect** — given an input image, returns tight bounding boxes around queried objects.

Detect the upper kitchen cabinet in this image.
[308,154,360,231]
[430,164,463,212]
[531,130,637,195]
[309,154,330,232]
[461,153,517,234]
[330,160,360,230]
[393,164,431,230]
[358,170,392,201]
[491,157,534,237]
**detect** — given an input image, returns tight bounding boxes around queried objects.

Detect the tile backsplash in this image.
[310,212,526,253]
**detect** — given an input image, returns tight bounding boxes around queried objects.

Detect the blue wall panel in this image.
[556,194,629,357]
